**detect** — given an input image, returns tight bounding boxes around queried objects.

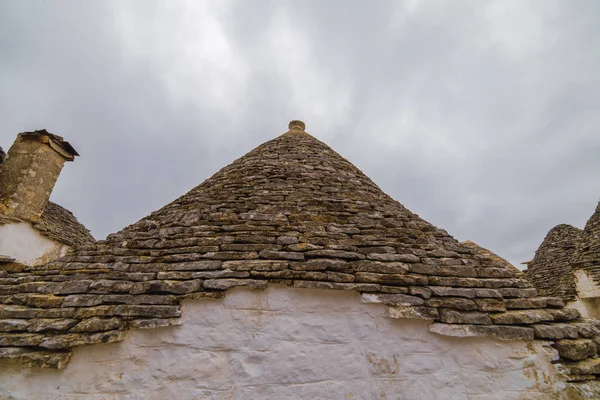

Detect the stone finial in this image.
[288,120,306,131]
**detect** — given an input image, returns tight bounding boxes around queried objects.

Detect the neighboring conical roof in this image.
[571,200,600,283]
[525,224,582,302]
[2,121,599,376]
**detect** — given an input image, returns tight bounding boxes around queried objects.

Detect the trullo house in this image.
[1,121,600,399]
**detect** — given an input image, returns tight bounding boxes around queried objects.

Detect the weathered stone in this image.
[89,280,133,293]
[0,305,38,319]
[305,250,365,260]
[25,294,64,308]
[20,351,72,369]
[41,280,92,295]
[387,306,439,320]
[476,268,516,278]
[438,309,491,325]
[0,347,33,359]
[156,270,247,279]
[541,297,565,308]
[361,293,424,306]
[0,319,30,332]
[165,260,222,271]
[223,260,289,271]
[357,246,396,255]
[504,298,547,309]
[566,358,600,375]
[483,279,532,289]
[380,286,409,294]
[428,276,484,288]
[532,324,579,340]
[128,318,181,329]
[114,305,181,318]
[221,243,282,252]
[0,333,44,346]
[474,298,506,312]
[424,297,477,311]
[490,310,554,325]
[276,236,299,245]
[28,318,79,332]
[545,308,581,322]
[367,253,419,263]
[291,259,349,272]
[355,272,427,286]
[555,339,597,361]
[258,250,304,261]
[407,264,477,277]
[351,260,408,274]
[427,286,475,298]
[203,279,268,291]
[62,294,104,307]
[201,252,259,260]
[429,323,534,340]
[71,317,123,333]
[409,286,432,299]
[292,281,380,292]
[285,243,323,252]
[472,288,503,298]
[36,308,76,318]
[326,272,355,283]
[73,306,118,319]
[291,271,328,281]
[497,288,538,298]
[572,322,600,338]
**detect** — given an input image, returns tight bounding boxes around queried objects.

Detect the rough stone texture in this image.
[525,224,582,302]
[32,202,95,247]
[460,240,522,274]
[0,288,572,399]
[554,339,597,361]
[1,122,600,391]
[572,201,600,295]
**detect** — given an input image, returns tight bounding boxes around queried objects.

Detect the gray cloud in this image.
[1,0,599,268]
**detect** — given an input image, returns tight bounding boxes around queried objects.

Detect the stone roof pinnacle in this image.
[288,120,306,132]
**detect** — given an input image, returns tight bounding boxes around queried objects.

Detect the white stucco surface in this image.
[0,287,568,399]
[0,222,69,266]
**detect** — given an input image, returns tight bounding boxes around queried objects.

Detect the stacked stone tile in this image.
[571,201,600,285]
[33,201,96,247]
[461,240,522,274]
[525,224,583,302]
[1,121,600,382]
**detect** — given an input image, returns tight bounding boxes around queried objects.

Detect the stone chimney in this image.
[0,130,78,222]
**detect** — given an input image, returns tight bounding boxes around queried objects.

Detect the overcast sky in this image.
[1,0,599,268]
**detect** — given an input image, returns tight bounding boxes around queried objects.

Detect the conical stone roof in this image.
[571,201,600,284]
[2,121,600,377]
[525,224,582,302]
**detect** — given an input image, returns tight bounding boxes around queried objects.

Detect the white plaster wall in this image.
[0,222,69,266]
[575,269,600,299]
[0,287,566,400]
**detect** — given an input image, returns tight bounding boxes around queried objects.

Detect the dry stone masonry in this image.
[525,201,600,321]
[525,224,582,302]
[1,121,600,398]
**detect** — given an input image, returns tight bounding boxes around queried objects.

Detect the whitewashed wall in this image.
[0,287,569,399]
[0,222,69,266]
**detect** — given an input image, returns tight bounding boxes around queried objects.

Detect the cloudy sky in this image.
[1,0,599,268]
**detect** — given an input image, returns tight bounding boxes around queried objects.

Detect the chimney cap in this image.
[19,129,79,157]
